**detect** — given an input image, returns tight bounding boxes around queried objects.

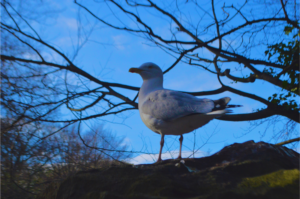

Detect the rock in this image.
[37,141,299,199]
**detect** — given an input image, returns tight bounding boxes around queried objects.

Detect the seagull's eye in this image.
[148,66,153,69]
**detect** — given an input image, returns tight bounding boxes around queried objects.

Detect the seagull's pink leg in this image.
[177,135,183,159]
[157,134,165,162]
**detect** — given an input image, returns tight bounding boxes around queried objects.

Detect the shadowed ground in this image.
[37,141,299,199]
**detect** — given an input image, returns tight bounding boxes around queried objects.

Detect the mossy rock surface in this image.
[37,141,299,199]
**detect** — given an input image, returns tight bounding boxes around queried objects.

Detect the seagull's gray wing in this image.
[140,90,215,121]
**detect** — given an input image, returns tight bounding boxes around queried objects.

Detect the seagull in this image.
[129,62,241,162]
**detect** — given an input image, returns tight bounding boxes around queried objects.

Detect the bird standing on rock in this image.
[129,62,241,162]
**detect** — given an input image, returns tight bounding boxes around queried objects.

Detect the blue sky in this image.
[9,0,299,164]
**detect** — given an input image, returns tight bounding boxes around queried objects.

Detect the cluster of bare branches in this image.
[1,1,133,197]
[1,117,131,198]
[74,0,299,121]
[1,1,298,126]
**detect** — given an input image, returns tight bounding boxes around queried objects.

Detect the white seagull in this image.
[129,62,240,162]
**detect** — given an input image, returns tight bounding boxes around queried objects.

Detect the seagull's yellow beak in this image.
[129,68,144,73]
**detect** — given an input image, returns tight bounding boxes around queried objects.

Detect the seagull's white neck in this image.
[139,77,163,103]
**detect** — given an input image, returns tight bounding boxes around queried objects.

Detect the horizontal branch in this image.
[186,87,225,96]
[199,47,298,94]
[275,137,300,146]
[222,69,256,83]
[217,108,274,121]
[1,55,66,69]
[1,55,140,91]
[34,107,136,123]
[66,93,106,111]
[218,107,299,123]
[204,45,285,70]
[207,17,288,44]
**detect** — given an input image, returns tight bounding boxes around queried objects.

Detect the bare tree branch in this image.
[275,137,300,146]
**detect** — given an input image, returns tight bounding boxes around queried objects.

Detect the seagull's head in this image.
[129,62,163,80]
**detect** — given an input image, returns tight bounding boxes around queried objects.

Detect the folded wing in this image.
[140,90,216,121]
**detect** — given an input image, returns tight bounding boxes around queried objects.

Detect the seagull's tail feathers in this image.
[212,97,242,111]
[206,109,229,115]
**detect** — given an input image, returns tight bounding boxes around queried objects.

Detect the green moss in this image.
[221,159,285,178]
[237,169,299,195]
